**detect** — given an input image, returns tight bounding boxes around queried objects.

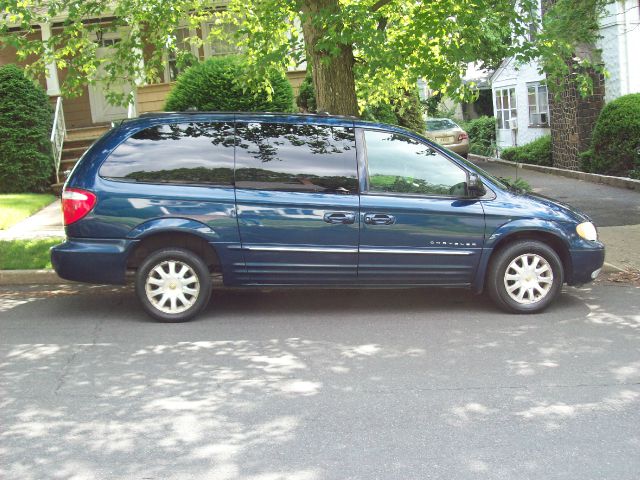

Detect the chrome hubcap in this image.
[504,253,553,305]
[145,260,200,314]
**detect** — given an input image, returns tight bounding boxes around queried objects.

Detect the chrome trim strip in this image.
[231,245,474,255]
[359,247,474,256]
[237,245,358,253]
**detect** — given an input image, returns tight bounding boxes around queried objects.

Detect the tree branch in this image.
[371,0,393,12]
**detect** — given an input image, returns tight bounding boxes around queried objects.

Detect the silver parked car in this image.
[425,118,469,158]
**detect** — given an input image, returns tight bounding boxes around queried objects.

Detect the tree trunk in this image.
[300,0,359,116]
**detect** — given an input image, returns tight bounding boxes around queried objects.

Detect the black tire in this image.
[135,248,212,322]
[486,240,564,314]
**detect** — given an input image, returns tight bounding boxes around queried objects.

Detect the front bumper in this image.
[51,238,137,285]
[567,244,605,285]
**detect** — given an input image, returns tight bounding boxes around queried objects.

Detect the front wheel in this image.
[135,248,212,322]
[487,240,564,313]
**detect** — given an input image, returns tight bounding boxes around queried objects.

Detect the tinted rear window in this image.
[99,122,234,186]
[426,119,459,131]
[234,122,357,194]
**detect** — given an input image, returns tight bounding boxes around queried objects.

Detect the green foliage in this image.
[581,93,640,178]
[499,177,532,193]
[164,56,294,112]
[362,102,398,126]
[0,193,56,230]
[394,90,425,134]
[362,89,424,134]
[296,70,316,113]
[0,0,539,111]
[460,116,496,157]
[0,237,62,270]
[424,93,442,117]
[0,0,606,112]
[521,0,610,98]
[0,65,53,193]
[501,136,552,166]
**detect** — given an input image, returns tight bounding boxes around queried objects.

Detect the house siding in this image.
[0,30,47,90]
[491,58,550,150]
[598,0,640,102]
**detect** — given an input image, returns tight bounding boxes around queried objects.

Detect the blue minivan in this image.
[51,112,605,322]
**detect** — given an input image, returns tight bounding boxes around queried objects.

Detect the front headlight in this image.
[576,222,598,241]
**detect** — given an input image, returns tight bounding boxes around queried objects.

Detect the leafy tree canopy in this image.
[0,0,611,115]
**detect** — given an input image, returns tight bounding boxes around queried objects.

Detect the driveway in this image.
[1,283,639,479]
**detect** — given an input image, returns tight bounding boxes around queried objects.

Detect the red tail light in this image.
[61,188,97,225]
[458,132,469,141]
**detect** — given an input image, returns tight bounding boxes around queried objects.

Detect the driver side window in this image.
[364,130,467,196]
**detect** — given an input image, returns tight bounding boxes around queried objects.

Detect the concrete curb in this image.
[469,154,640,191]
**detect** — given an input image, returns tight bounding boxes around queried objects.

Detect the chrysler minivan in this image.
[52,112,605,322]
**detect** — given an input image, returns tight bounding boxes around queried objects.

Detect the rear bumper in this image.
[446,142,469,155]
[566,245,605,285]
[51,238,137,285]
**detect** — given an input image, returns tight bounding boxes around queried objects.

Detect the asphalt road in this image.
[1,282,639,480]
[471,160,640,227]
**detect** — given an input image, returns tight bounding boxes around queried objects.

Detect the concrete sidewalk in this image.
[0,199,65,240]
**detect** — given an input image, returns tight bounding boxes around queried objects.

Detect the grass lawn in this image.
[0,238,63,270]
[0,193,56,230]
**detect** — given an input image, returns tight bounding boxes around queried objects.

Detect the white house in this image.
[490,58,549,150]
[599,0,640,102]
[490,0,640,151]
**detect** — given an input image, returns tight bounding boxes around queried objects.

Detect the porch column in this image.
[39,22,61,96]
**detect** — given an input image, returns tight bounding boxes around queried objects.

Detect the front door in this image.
[358,129,485,285]
[88,34,131,123]
[234,120,359,284]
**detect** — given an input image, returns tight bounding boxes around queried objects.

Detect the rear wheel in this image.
[487,240,564,313]
[135,248,212,322]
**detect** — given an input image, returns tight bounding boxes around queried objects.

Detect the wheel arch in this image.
[474,226,572,293]
[126,230,221,273]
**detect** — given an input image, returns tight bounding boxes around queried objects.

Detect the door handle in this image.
[364,213,396,225]
[323,211,356,224]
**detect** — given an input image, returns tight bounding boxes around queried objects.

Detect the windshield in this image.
[426,119,459,131]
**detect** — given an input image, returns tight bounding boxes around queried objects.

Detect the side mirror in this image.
[467,173,485,197]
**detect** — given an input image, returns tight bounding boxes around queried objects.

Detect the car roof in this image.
[121,111,404,131]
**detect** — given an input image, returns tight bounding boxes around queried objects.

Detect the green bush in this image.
[0,64,53,193]
[362,89,425,134]
[460,116,496,157]
[296,70,316,113]
[582,93,640,177]
[165,56,295,112]
[501,135,552,166]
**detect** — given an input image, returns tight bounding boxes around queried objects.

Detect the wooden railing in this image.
[50,96,66,184]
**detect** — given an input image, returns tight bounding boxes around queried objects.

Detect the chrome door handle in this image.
[323,211,356,224]
[364,213,396,225]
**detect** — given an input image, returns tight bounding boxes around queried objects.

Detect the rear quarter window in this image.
[99,122,235,186]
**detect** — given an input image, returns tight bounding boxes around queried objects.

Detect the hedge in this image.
[0,65,53,193]
[362,89,425,134]
[460,116,496,157]
[501,135,552,166]
[165,56,295,112]
[581,93,640,178]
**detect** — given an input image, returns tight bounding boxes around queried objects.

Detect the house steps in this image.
[51,124,111,195]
